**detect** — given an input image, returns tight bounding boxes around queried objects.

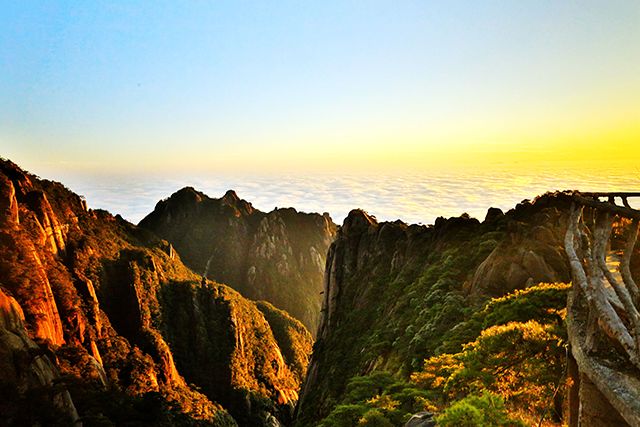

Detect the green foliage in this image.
[343,372,396,403]
[318,373,435,426]
[435,392,526,427]
[316,281,570,426]
[358,409,394,426]
[297,216,523,425]
[412,285,569,422]
[483,283,569,327]
[438,283,569,355]
[319,404,367,427]
[437,401,483,427]
[389,231,507,371]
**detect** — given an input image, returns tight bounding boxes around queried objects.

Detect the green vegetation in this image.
[437,282,569,354]
[318,372,434,426]
[365,226,504,374]
[256,301,313,384]
[298,217,506,426]
[435,392,525,427]
[316,283,570,426]
[159,280,301,426]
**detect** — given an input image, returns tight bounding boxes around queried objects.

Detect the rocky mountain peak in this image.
[484,206,504,223]
[0,159,34,197]
[342,209,377,235]
[221,189,254,215]
[169,186,206,205]
[223,189,239,201]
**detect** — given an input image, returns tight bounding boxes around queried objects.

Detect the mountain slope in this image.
[138,187,337,332]
[0,159,312,426]
[296,194,573,425]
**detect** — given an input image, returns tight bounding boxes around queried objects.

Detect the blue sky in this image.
[2,1,639,174]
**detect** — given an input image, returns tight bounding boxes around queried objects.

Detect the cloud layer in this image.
[55,167,639,226]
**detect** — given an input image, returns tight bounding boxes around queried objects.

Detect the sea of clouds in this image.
[51,166,639,226]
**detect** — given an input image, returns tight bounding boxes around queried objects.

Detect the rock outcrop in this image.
[256,301,313,386]
[139,187,337,332]
[0,288,80,425]
[161,281,310,426]
[469,208,568,297]
[404,411,436,427]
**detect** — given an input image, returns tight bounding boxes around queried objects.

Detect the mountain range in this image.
[0,158,634,426]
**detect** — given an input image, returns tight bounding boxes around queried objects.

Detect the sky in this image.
[1,0,639,175]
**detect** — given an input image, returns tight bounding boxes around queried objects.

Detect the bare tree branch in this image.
[621,219,640,304]
[594,212,640,356]
[565,203,640,368]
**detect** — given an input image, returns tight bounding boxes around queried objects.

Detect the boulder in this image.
[404,411,436,427]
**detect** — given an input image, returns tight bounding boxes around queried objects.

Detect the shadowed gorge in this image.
[139,187,337,332]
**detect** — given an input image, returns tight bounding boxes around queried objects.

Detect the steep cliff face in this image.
[256,301,313,387]
[0,159,236,425]
[0,288,79,426]
[139,187,337,332]
[0,159,313,426]
[160,281,312,426]
[296,193,572,424]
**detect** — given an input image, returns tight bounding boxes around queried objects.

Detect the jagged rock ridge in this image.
[139,187,337,332]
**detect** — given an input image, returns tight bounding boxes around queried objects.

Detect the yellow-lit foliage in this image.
[409,282,571,425]
[412,320,565,420]
[366,394,400,411]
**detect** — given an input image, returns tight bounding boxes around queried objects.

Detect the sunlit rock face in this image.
[0,288,80,424]
[139,187,337,332]
[296,193,572,425]
[0,158,313,426]
[0,174,19,225]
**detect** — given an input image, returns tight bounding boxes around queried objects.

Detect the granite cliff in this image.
[139,187,337,332]
[0,159,312,426]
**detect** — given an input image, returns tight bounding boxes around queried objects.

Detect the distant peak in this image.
[223,189,239,201]
[484,207,504,223]
[175,186,199,195]
[166,186,206,205]
[342,209,377,235]
[347,209,376,221]
[221,189,254,215]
